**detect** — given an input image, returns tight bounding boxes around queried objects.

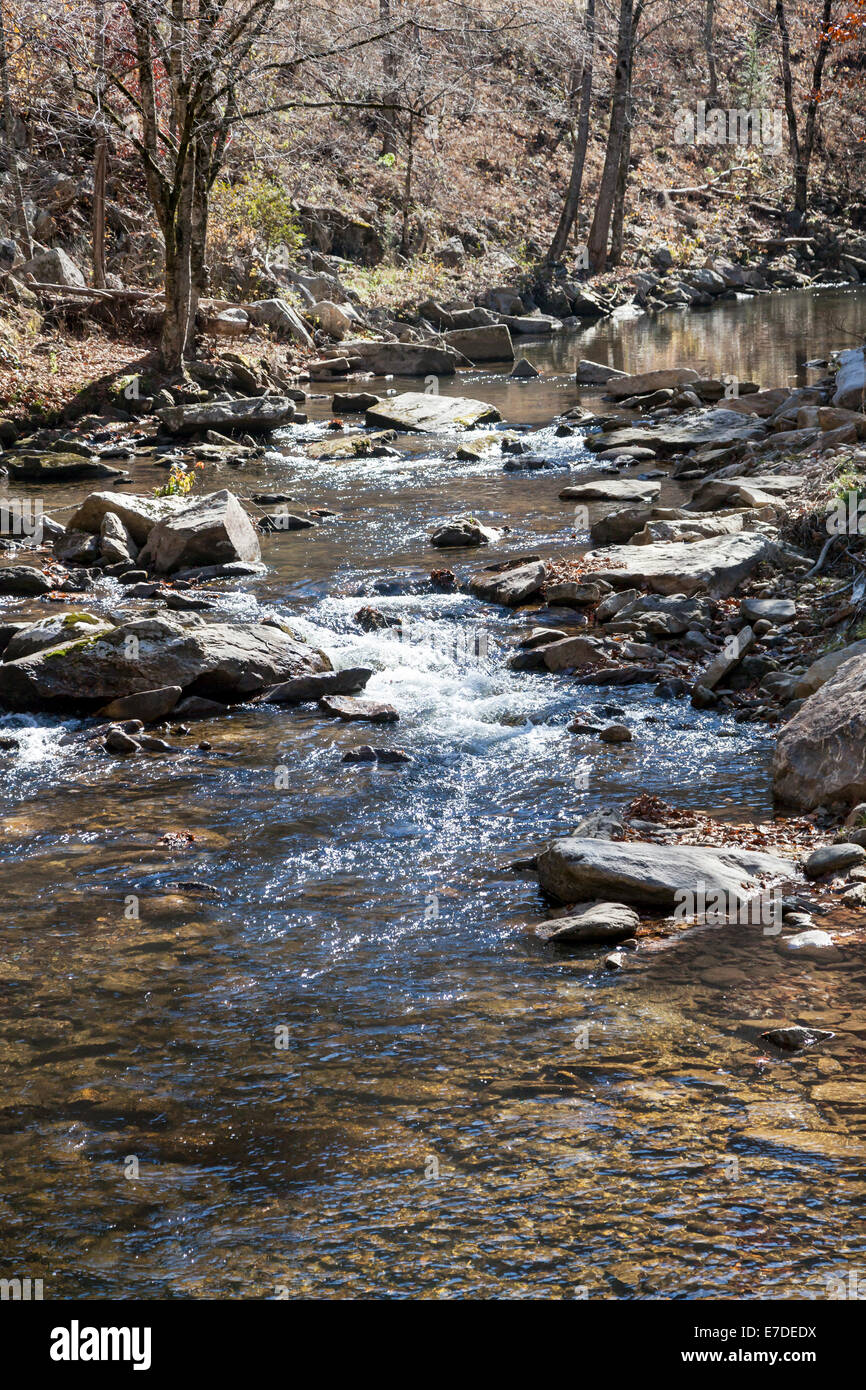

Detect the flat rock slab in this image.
[7,453,126,482]
[589,409,767,455]
[157,397,296,434]
[98,685,182,722]
[590,533,776,597]
[537,837,793,909]
[365,392,501,433]
[319,695,398,723]
[689,475,801,511]
[560,478,661,504]
[468,558,546,606]
[536,900,639,944]
[605,368,700,399]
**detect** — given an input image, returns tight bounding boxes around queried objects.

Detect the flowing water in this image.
[1,286,864,1300]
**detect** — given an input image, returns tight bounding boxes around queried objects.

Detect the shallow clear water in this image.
[0,286,864,1300]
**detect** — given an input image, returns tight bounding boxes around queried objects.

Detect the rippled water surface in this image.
[1,287,864,1299]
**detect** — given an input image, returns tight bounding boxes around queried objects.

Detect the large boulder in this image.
[0,615,331,711]
[774,653,866,810]
[138,490,261,574]
[156,397,296,435]
[337,341,461,377]
[537,837,793,910]
[297,204,385,265]
[19,246,86,287]
[67,492,190,546]
[590,532,777,597]
[576,360,628,385]
[365,391,501,432]
[443,324,514,362]
[832,348,866,411]
[248,298,314,347]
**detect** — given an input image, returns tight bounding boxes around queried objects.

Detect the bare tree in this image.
[587,0,634,273]
[776,0,835,223]
[547,0,596,265]
[0,0,32,257]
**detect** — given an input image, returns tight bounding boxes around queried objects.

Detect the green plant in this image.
[211,175,304,256]
[154,462,202,497]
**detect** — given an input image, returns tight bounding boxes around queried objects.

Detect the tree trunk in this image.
[92,0,107,288]
[380,0,396,157]
[587,0,634,274]
[608,90,633,267]
[547,0,596,266]
[160,154,196,374]
[704,0,718,100]
[0,0,32,258]
[400,108,415,255]
[776,0,832,222]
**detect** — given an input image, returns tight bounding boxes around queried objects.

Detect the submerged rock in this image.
[760,1026,835,1052]
[7,452,127,482]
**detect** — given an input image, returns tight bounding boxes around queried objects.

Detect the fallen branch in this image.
[661,165,753,197]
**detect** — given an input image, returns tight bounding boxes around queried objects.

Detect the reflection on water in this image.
[0,287,864,1299]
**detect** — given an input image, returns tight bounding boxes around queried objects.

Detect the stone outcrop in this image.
[773,652,866,809]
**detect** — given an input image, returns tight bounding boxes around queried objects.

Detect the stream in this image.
[1,285,864,1299]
